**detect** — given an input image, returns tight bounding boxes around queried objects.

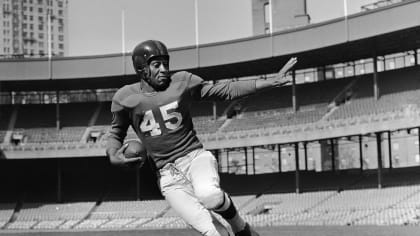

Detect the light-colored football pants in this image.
[158,149,231,236]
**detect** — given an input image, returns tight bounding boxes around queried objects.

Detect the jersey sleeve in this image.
[188,72,257,101]
[106,107,130,150]
[106,89,131,150]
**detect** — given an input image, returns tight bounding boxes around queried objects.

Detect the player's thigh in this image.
[189,150,225,208]
[189,150,220,187]
[164,187,228,236]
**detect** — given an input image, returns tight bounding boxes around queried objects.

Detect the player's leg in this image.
[159,165,230,236]
[189,150,259,236]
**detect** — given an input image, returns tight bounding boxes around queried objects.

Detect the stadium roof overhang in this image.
[0,0,420,91]
[187,26,420,79]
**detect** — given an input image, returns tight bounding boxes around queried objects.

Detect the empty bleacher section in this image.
[140,216,188,229]
[213,67,420,134]
[300,186,420,226]
[238,76,351,113]
[8,202,95,230]
[0,102,111,145]
[2,103,98,144]
[220,76,355,132]
[20,127,86,143]
[328,66,420,120]
[0,204,15,228]
[192,116,226,134]
[188,101,229,134]
[328,89,420,120]
[17,202,94,221]
[79,200,171,229]
[4,185,419,230]
[234,185,420,227]
[223,104,329,132]
[91,200,168,220]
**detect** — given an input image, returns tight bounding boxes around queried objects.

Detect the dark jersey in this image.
[107,71,256,169]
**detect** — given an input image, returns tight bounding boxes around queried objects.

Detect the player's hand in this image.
[255,57,297,91]
[108,144,142,166]
[273,57,298,87]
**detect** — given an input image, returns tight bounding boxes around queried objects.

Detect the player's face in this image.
[147,57,170,90]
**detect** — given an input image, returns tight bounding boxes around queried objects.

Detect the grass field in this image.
[0,226,419,236]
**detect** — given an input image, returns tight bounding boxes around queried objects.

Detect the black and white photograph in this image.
[0,0,419,235]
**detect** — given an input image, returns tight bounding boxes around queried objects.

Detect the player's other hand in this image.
[255,57,297,91]
[273,57,297,87]
[108,144,142,166]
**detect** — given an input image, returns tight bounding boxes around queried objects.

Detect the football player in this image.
[106,40,297,236]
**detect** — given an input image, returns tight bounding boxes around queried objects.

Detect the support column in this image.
[352,62,356,76]
[294,142,300,193]
[212,80,217,120]
[214,150,220,172]
[244,147,248,175]
[414,49,418,65]
[330,138,335,171]
[388,131,392,170]
[373,55,380,100]
[304,142,308,171]
[292,70,298,112]
[252,146,256,174]
[226,150,230,173]
[56,90,60,130]
[376,132,383,189]
[212,101,217,120]
[359,135,363,171]
[277,144,282,172]
[418,128,420,166]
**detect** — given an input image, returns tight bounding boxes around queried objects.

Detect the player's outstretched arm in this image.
[191,57,296,101]
[107,144,142,166]
[256,57,298,90]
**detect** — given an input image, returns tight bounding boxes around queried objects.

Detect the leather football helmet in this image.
[132,40,169,74]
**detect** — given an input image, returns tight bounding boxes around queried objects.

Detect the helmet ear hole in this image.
[137,67,150,80]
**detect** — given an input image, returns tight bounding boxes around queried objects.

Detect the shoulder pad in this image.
[112,83,142,112]
[172,71,190,79]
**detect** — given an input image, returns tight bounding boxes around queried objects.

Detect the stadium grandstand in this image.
[0,0,420,235]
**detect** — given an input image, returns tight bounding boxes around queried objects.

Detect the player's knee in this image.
[195,186,224,210]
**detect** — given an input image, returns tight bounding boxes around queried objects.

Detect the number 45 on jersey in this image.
[140,101,183,136]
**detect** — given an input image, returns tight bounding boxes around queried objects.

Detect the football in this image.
[123,139,147,168]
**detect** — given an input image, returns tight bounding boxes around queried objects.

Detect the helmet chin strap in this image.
[143,68,153,84]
